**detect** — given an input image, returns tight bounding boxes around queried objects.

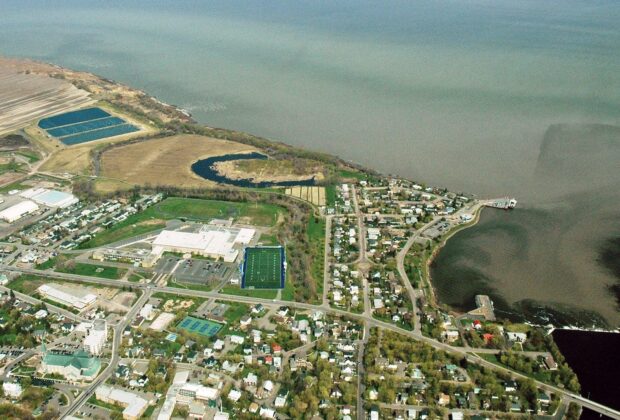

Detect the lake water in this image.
[2,0,620,326]
[552,330,620,416]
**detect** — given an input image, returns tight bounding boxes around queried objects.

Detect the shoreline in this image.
[424,203,487,309]
[7,55,615,332]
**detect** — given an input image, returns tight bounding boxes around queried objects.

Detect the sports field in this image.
[242,246,285,289]
[177,316,222,337]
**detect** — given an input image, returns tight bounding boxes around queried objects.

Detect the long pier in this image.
[482,197,517,209]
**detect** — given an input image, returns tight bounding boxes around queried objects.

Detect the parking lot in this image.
[156,256,234,285]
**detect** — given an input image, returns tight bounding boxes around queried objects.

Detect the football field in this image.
[242,246,285,289]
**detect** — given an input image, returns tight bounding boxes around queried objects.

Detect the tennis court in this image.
[177,316,222,337]
[38,107,139,145]
[242,246,285,289]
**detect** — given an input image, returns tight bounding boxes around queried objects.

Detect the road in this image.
[395,218,438,335]
[350,186,372,317]
[357,322,370,420]
[321,215,333,307]
[3,265,620,419]
[60,288,152,419]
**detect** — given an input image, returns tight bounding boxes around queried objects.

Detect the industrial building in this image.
[20,188,79,208]
[37,284,97,310]
[96,385,149,420]
[0,200,39,222]
[150,225,255,264]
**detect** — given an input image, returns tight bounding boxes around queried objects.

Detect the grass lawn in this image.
[280,274,296,301]
[337,168,367,181]
[476,353,552,383]
[0,179,30,193]
[150,197,283,226]
[258,233,279,246]
[88,395,122,413]
[167,280,213,292]
[36,258,57,270]
[325,184,336,207]
[219,301,250,323]
[128,273,144,282]
[7,275,49,294]
[307,214,325,298]
[57,263,125,279]
[80,197,285,248]
[220,285,277,300]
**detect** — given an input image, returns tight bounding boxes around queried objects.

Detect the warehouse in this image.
[151,225,255,263]
[37,284,97,310]
[0,200,39,222]
[20,188,79,208]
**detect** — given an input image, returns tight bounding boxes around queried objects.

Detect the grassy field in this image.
[80,196,283,249]
[150,197,283,226]
[280,274,296,301]
[57,263,126,279]
[337,168,367,181]
[0,178,30,193]
[167,280,213,292]
[220,301,250,324]
[325,185,336,207]
[7,275,50,294]
[220,285,278,300]
[307,214,326,298]
[258,233,279,246]
[99,134,258,191]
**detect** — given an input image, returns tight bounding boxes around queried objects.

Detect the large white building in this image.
[0,200,39,222]
[83,319,108,355]
[96,385,149,420]
[2,382,23,398]
[151,226,255,263]
[37,284,97,310]
[20,188,79,208]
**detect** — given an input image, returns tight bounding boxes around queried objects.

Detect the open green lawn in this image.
[307,214,325,298]
[167,280,213,292]
[220,285,277,300]
[325,185,336,207]
[150,197,283,226]
[220,301,250,323]
[7,275,49,294]
[0,179,30,193]
[337,168,367,181]
[80,197,285,249]
[258,233,279,246]
[280,274,296,301]
[57,263,125,279]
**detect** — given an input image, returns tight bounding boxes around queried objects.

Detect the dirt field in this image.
[0,134,30,151]
[40,144,95,175]
[0,62,93,137]
[285,186,326,206]
[98,134,258,191]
